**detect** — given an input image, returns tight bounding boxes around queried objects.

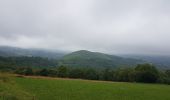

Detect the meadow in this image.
[1,74,170,100]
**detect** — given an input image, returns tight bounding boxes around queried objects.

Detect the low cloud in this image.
[0,0,170,55]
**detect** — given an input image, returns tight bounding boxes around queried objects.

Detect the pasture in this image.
[1,75,170,100]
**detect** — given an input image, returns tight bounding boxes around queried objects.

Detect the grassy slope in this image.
[0,74,33,100]
[10,77,170,100]
[60,50,144,68]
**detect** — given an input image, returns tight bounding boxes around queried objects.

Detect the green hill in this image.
[59,50,145,68]
[0,56,57,70]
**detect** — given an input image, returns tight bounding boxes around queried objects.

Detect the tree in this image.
[48,69,57,77]
[69,68,84,78]
[165,70,170,78]
[15,67,33,75]
[114,68,134,82]
[24,67,34,75]
[57,66,68,78]
[102,68,115,81]
[157,70,170,84]
[84,68,99,80]
[39,69,49,76]
[134,64,159,83]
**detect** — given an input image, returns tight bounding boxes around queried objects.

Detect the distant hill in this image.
[59,50,145,68]
[3,46,168,69]
[120,55,170,69]
[0,56,58,70]
[0,46,65,59]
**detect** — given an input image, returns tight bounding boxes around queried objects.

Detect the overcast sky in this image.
[0,0,170,55]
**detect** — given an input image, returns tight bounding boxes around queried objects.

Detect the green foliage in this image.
[69,68,85,78]
[59,50,144,68]
[134,64,159,83]
[158,70,170,84]
[39,69,49,76]
[101,68,115,81]
[165,70,170,77]
[57,66,68,78]
[13,63,170,85]
[24,68,34,75]
[115,68,135,82]
[0,56,57,71]
[83,68,99,80]
[48,69,58,77]
[15,67,34,75]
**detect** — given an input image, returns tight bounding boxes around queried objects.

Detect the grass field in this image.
[1,74,170,100]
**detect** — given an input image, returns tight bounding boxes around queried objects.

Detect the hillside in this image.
[2,46,170,69]
[0,47,146,70]
[59,50,145,68]
[121,55,170,69]
[3,46,170,69]
[0,56,57,70]
[0,46,65,59]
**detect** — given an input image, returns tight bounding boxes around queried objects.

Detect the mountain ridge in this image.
[1,46,170,69]
[0,46,65,59]
[59,50,145,68]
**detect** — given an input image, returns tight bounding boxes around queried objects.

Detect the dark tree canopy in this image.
[134,64,159,83]
[57,66,68,78]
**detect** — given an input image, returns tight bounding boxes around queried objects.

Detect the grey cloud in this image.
[0,0,170,55]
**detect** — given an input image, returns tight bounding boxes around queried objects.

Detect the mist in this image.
[0,0,170,55]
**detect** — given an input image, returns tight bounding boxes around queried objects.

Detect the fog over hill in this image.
[1,46,170,69]
[58,50,145,68]
[0,46,65,59]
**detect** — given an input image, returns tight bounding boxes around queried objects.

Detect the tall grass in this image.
[0,73,33,100]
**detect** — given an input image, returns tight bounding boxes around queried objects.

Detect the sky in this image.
[0,0,170,55]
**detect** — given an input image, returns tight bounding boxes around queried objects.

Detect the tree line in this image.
[15,63,170,85]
